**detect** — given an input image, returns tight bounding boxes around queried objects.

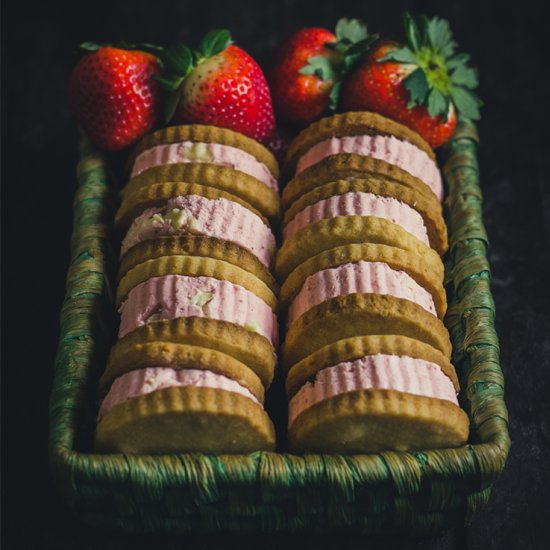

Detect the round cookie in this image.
[110,317,277,388]
[275,216,444,284]
[288,389,469,454]
[281,293,452,371]
[117,235,278,295]
[96,385,276,454]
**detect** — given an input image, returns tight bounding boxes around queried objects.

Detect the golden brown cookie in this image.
[283,178,447,255]
[95,386,276,454]
[280,243,447,319]
[282,155,439,210]
[275,216,444,284]
[121,163,280,224]
[100,341,265,403]
[284,111,434,176]
[130,124,279,179]
[116,181,268,236]
[117,235,278,295]
[281,293,452,371]
[116,254,278,312]
[288,389,469,454]
[285,335,459,397]
[110,317,277,388]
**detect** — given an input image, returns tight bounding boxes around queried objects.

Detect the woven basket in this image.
[48,120,510,535]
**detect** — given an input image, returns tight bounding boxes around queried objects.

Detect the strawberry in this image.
[341,13,481,148]
[269,19,377,126]
[69,44,162,151]
[155,30,275,143]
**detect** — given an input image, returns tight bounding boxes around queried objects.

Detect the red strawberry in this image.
[156,30,275,143]
[69,44,161,151]
[269,19,377,126]
[341,13,481,148]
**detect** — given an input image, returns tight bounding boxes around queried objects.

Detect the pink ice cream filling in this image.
[288,354,458,427]
[288,261,437,325]
[283,191,429,246]
[120,194,276,267]
[131,141,278,191]
[118,274,278,345]
[295,135,443,201]
[97,366,260,421]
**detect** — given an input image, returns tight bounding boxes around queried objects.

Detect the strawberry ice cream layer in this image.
[131,141,278,191]
[288,261,436,325]
[295,135,443,201]
[283,191,429,246]
[118,274,278,344]
[288,354,458,426]
[120,194,275,267]
[98,366,260,421]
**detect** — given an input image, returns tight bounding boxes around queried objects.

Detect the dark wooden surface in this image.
[2,1,550,548]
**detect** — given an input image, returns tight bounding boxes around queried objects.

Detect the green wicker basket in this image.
[48,120,510,535]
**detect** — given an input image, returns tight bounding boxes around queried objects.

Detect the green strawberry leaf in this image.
[164,90,182,123]
[426,17,455,56]
[80,42,101,51]
[450,85,482,120]
[426,88,448,118]
[335,18,368,43]
[162,44,194,77]
[299,55,336,81]
[379,46,417,64]
[346,34,379,55]
[451,65,478,89]
[404,68,429,107]
[153,74,184,92]
[403,12,422,51]
[446,52,471,69]
[328,81,341,112]
[199,29,231,58]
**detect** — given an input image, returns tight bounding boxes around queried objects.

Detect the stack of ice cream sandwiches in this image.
[277,111,470,453]
[95,125,281,454]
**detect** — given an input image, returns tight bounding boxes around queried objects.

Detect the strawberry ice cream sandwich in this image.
[285,335,468,453]
[283,111,443,207]
[120,193,276,268]
[122,124,281,223]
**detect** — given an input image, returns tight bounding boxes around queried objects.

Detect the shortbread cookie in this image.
[110,317,276,387]
[288,389,469,454]
[285,334,459,397]
[100,341,265,403]
[280,243,446,318]
[284,111,442,201]
[281,293,452,370]
[117,235,278,294]
[120,194,276,267]
[275,216,444,283]
[116,255,277,311]
[282,178,447,254]
[95,385,276,454]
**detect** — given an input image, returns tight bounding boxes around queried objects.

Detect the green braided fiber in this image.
[48,121,510,534]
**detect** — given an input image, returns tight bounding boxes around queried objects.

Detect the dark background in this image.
[2,0,550,548]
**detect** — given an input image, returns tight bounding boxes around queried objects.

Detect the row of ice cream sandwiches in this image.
[277,112,470,453]
[94,125,283,454]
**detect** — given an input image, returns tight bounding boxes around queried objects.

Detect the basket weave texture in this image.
[49,121,510,534]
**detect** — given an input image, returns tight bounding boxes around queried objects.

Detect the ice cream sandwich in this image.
[123,124,281,223]
[284,111,442,202]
